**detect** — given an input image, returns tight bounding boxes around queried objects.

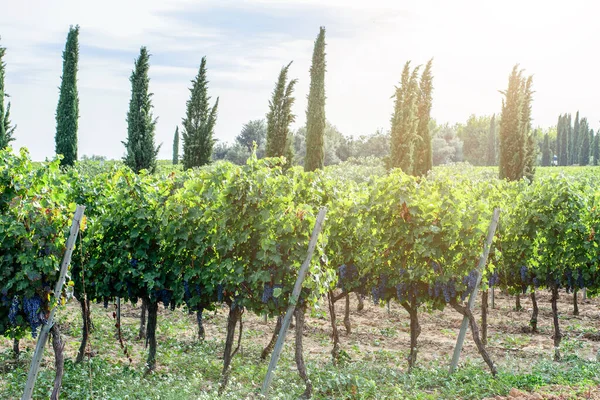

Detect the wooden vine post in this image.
[261,207,327,397]
[22,205,86,400]
[449,207,500,374]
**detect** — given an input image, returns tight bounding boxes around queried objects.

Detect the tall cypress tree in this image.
[304,26,327,172]
[389,62,420,173]
[593,131,600,166]
[521,77,535,180]
[579,117,590,165]
[413,59,434,176]
[0,39,16,150]
[486,114,497,166]
[571,111,580,165]
[590,128,594,162]
[172,126,179,165]
[123,46,160,173]
[181,57,219,170]
[559,115,569,166]
[265,62,297,159]
[556,114,562,165]
[499,65,534,181]
[55,25,80,166]
[541,133,550,166]
[566,114,573,165]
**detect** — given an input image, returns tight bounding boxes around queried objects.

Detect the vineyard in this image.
[2,149,600,399]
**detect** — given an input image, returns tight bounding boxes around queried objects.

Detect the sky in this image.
[1,0,598,161]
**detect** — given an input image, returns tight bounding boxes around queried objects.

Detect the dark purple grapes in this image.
[8,297,19,325]
[23,295,44,338]
[152,289,172,309]
[217,284,224,302]
[262,284,274,303]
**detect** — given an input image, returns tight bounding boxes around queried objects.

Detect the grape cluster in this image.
[395,282,409,302]
[262,284,274,303]
[461,270,478,301]
[337,263,359,291]
[130,258,138,267]
[23,295,45,338]
[565,269,587,293]
[152,289,173,309]
[8,297,19,325]
[8,295,46,338]
[488,272,499,287]
[261,283,283,304]
[217,284,224,303]
[431,261,441,274]
[428,279,457,303]
[371,274,389,305]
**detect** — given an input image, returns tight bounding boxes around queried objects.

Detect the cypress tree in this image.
[123,46,160,173]
[593,131,600,166]
[172,126,179,165]
[265,62,297,159]
[559,115,569,166]
[579,117,590,165]
[499,65,534,181]
[541,133,550,166]
[566,114,573,165]
[556,114,562,165]
[55,25,80,166]
[590,128,594,162]
[521,77,535,181]
[413,59,434,176]
[0,39,16,150]
[486,114,497,166]
[572,111,580,165]
[304,26,327,172]
[389,62,420,173]
[181,57,219,170]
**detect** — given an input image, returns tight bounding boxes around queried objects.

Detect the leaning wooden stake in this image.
[22,205,86,400]
[261,207,327,397]
[449,207,500,374]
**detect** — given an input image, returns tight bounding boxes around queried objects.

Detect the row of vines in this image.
[1,149,600,397]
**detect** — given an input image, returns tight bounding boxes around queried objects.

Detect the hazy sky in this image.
[1,0,598,161]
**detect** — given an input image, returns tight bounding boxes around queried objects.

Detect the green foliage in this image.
[266,62,297,161]
[413,59,434,176]
[431,122,462,165]
[55,25,80,167]
[0,148,73,339]
[389,62,420,173]
[572,111,580,165]
[579,118,590,165]
[593,131,600,166]
[557,114,570,166]
[486,115,497,166]
[172,126,179,165]
[498,65,535,181]
[497,170,600,295]
[123,47,160,173]
[304,27,327,172]
[181,57,219,170]
[458,115,495,166]
[238,119,267,154]
[0,39,15,150]
[541,133,550,166]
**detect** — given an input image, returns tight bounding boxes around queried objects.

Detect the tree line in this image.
[1,26,597,177]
